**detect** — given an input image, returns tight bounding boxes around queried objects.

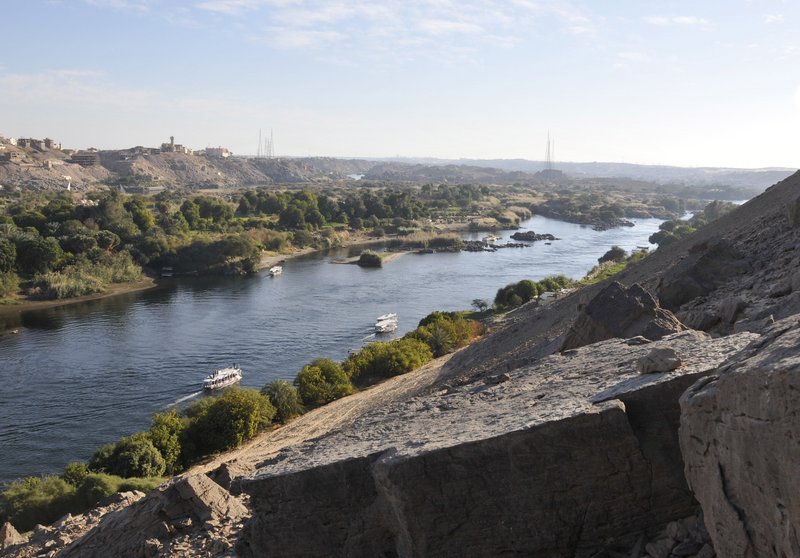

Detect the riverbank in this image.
[0,277,157,321]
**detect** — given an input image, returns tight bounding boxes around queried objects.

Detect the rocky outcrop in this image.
[509,230,556,241]
[238,331,755,557]
[657,238,751,310]
[58,474,246,558]
[560,282,685,351]
[680,316,800,558]
[0,522,24,550]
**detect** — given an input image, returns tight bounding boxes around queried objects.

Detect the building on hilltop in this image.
[69,151,100,167]
[160,136,193,155]
[205,146,231,158]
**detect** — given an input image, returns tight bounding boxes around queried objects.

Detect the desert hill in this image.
[3,171,800,556]
[0,138,792,194]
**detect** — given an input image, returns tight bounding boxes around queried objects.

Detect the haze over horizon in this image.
[2,0,799,169]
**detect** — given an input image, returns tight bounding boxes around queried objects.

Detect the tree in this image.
[0,238,16,272]
[14,235,63,274]
[279,206,306,230]
[104,433,166,478]
[471,299,489,312]
[261,379,305,423]
[183,388,276,458]
[357,251,382,267]
[148,410,186,474]
[294,359,353,405]
[598,246,627,264]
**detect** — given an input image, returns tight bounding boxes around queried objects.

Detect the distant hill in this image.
[369,157,795,191]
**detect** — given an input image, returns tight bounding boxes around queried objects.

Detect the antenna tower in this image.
[544,132,554,171]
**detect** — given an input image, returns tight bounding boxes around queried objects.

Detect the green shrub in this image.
[294,359,353,405]
[148,410,187,474]
[104,433,166,478]
[74,473,163,510]
[343,339,433,385]
[0,475,76,532]
[61,462,90,487]
[598,245,627,264]
[182,388,276,459]
[261,379,305,423]
[89,443,116,472]
[357,251,382,267]
[410,314,474,357]
[0,271,19,298]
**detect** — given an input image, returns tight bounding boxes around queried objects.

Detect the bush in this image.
[61,462,90,487]
[357,251,382,267]
[261,379,305,423]
[0,475,76,532]
[598,246,627,264]
[0,271,19,298]
[182,388,276,459]
[343,339,432,385]
[410,313,475,357]
[104,433,166,478]
[148,411,186,474]
[294,359,353,405]
[89,443,116,472]
[74,473,163,510]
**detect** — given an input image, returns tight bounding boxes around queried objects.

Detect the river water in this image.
[0,215,664,484]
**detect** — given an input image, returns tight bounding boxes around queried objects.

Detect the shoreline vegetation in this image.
[0,181,706,316]
[0,200,740,532]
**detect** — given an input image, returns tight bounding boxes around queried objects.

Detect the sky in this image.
[1,0,799,168]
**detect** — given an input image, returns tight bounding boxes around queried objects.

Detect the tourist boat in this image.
[202,366,242,391]
[375,313,398,333]
[482,235,500,244]
[269,265,283,276]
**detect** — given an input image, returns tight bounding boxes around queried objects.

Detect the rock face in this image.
[657,238,751,311]
[238,331,754,557]
[680,316,800,558]
[561,282,685,351]
[0,522,24,549]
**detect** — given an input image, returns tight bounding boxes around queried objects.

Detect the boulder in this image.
[637,348,682,374]
[0,522,24,549]
[560,282,685,351]
[680,316,800,557]
[59,474,246,558]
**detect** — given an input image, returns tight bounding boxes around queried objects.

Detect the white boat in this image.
[202,366,242,391]
[269,265,282,276]
[375,313,398,333]
[482,235,500,243]
[375,320,398,333]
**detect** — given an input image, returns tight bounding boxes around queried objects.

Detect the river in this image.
[0,215,664,484]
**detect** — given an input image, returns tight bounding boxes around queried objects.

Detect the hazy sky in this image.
[2,0,799,168]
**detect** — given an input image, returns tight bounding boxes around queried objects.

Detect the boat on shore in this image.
[269,265,283,276]
[202,366,242,391]
[375,313,398,333]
